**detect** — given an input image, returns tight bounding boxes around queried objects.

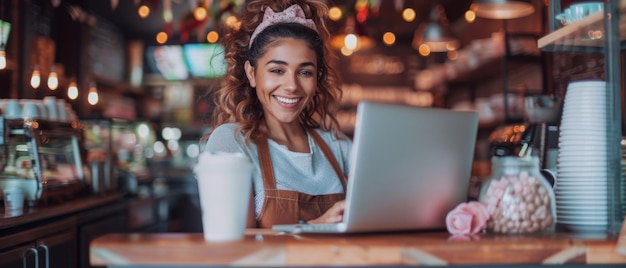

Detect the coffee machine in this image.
[489,95,562,172]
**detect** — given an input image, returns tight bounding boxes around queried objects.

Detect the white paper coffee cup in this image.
[3,187,24,211]
[194,152,253,242]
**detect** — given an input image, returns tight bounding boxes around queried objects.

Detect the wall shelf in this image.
[539,4,626,52]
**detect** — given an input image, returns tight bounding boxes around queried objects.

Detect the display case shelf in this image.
[539,4,626,52]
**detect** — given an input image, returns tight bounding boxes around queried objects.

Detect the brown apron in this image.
[255,129,347,228]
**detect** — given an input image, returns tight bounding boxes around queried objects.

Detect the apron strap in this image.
[307,129,348,192]
[256,137,277,190]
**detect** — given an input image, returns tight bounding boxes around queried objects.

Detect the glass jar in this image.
[478,156,556,234]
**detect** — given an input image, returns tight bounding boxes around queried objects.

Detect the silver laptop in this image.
[272,101,479,234]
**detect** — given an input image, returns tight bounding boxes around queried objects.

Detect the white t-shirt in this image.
[203,123,352,218]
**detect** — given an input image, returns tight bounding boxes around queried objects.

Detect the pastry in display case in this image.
[0,117,87,206]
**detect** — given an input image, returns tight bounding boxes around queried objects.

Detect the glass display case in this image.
[539,0,624,234]
[0,118,86,206]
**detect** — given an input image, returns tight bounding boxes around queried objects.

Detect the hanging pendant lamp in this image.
[330,16,375,55]
[413,5,460,55]
[473,0,535,19]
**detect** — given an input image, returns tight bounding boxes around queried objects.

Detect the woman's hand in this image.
[308,200,346,224]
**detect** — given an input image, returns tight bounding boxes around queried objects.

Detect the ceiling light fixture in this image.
[67,80,78,100]
[412,5,460,56]
[382,32,396,46]
[88,82,99,105]
[193,6,207,21]
[156,31,168,44]
[330,16,374,55]
[465,8,477,23]
[30,65,41,89]
[329,6,342,21]
[206,31,219,43]
[402,8,416,22]
[138,4,150,19]
[473,0,535,19]
[47,65,58,90]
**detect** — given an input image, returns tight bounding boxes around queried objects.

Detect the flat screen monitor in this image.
[183,43,226,78]
[144,45,189,80]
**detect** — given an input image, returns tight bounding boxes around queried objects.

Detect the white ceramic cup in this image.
[21,101,40,120]
[57,101,68,122]
[3,99,21,119]
[3,187,24,211]
[43,96,58,121]
[194,152,253,242]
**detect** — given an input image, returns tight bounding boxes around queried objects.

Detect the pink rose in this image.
[445,201,490,236]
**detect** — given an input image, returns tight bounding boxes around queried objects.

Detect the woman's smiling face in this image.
[245,38,318,127]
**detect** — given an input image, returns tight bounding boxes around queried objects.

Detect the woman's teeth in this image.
[275,96,300,104]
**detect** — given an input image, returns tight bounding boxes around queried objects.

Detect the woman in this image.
[204,0,351,228]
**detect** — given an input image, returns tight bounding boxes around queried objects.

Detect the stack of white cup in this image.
[555,80,609,233]
[0,98,74,122]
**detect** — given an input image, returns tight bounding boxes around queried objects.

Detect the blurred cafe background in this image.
[1,0,625,267]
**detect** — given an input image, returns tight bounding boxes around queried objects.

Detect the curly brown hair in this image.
[207,0,343,144]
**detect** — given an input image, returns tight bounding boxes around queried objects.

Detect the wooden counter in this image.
[0,193,124,231]
[90,229,626,267]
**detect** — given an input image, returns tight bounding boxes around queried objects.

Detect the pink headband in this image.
[249,4,318,48]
